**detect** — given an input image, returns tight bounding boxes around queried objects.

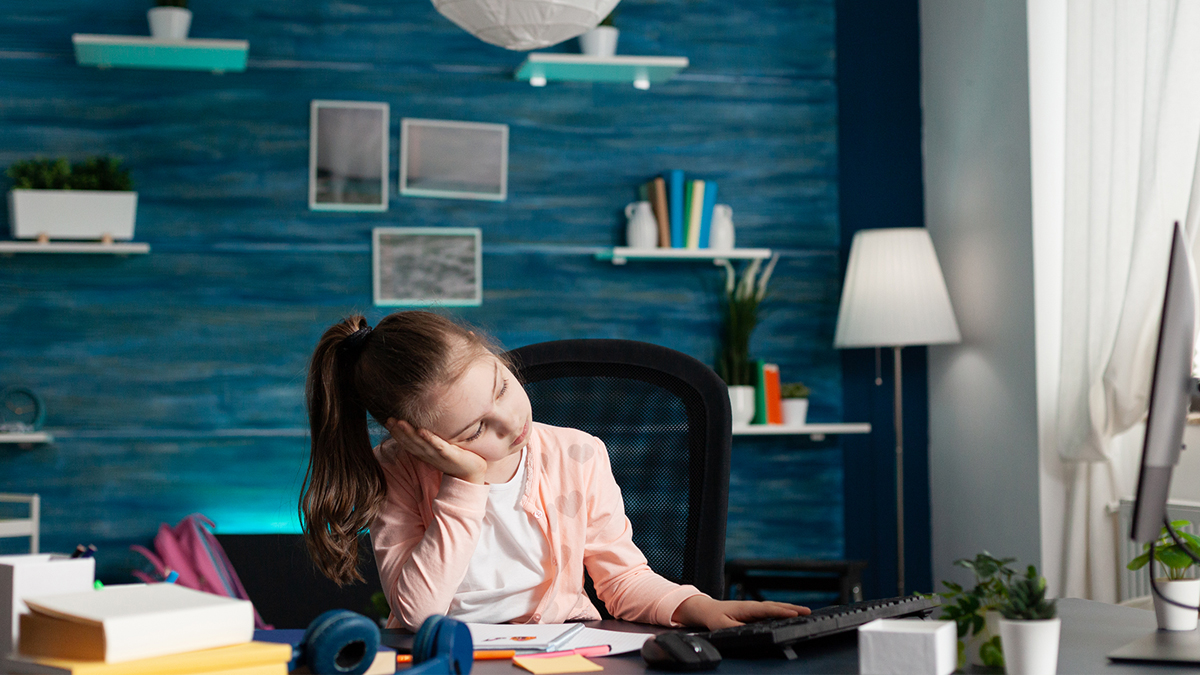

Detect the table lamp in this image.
[834,227,961,596]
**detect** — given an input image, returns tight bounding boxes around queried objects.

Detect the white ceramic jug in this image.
[710,204,735,250]
[625,201,659,249]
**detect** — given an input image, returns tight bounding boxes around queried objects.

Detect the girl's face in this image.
[426,352,533,463]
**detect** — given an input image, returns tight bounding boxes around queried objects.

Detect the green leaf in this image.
[980,636,1005,669]
[1128,551,1151,570]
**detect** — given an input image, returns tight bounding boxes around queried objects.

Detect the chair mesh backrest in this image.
[508,340,730,599]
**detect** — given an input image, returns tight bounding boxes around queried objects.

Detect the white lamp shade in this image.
[834,228,962,348]
[431,0,621,51]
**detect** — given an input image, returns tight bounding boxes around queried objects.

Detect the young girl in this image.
[301,310,808,631]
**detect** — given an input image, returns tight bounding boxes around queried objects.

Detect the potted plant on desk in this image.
[6,157,137,244]
[998,569,1059,675]
[1126,519,1200,631]
[935,551,1019,670]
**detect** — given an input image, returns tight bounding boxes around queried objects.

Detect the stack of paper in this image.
[2,584,290,675]
[467,623,653,656]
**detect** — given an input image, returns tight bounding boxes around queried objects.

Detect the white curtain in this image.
[1052,0,1200,600]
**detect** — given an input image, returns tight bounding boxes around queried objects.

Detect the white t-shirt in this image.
[447,449,551,623]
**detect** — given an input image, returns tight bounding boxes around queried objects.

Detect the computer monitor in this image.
[1130,221,1197,545]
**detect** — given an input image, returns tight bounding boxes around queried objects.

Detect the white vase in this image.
[1153,578,1200,631]
[710,204,735,251]
[148,6,192,40]
[625,201,658,249]
[999,617,1061,675]
[578,26,618,57]
[781,398,808,426]
[8,189,138,241]
[728,385,755,426]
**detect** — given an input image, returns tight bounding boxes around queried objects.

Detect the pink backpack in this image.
[131,513,271,629]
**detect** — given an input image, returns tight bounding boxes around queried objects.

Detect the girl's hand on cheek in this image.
[671,595,809,631]
[385,418,487,485]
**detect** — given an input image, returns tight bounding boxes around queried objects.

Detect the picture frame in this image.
[400,118,508,201]
[373,227,483,307]
[309,100,389,211]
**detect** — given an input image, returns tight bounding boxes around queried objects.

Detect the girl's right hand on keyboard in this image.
[671,596,810,630]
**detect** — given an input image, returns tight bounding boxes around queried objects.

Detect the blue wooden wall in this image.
[0,0,847,588]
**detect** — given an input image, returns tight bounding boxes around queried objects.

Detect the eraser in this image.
[858,618,956,675]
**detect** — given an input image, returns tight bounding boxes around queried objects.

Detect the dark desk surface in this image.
[387,599,1188,674]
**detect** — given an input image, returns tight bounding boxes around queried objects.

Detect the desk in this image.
[384,599,1183,673]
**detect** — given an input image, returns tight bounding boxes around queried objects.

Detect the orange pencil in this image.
[397,650,516,664]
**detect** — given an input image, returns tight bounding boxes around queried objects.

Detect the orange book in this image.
[650,176,671,247]
[764,363,783,424]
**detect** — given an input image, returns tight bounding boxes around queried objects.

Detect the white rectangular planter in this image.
[8,189,138,241]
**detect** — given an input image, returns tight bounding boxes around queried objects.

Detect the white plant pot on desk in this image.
[148,6,192,39]
[999,617,1061,675]
[1153,578,1200,631]
[8,189,138,241]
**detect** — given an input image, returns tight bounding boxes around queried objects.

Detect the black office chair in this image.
[505,339,732,608]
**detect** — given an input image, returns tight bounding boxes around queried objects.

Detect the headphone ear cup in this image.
[300,609,381,675]
[412,614,444,663]
[410,615,473,675]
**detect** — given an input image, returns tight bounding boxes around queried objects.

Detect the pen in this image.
[544,623,587,653]
[522,645,611,660]
[397,650,516,663]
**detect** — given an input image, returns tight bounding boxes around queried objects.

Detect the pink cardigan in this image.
[370,422,704,630]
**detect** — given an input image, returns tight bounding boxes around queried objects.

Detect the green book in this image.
[753,359,768,424]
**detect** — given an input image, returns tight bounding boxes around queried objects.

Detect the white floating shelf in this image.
[0,241,150,254]
[0,431,54,444]
[516,53,688,88]
[597,247,772,265]
[73,34,249,73]
[733,423,871,441]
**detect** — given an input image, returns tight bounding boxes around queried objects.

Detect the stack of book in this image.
[3,583,292,675]
[641,170,720,249]
[753,361,784,426]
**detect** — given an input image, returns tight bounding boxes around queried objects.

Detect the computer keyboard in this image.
[691,595,938,660]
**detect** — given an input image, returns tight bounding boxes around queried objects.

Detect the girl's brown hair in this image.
[301,310,501,585]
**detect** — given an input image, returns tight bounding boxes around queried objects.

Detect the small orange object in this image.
[397,649,516,664]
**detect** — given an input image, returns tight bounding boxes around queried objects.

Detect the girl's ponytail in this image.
[301,315,386,585]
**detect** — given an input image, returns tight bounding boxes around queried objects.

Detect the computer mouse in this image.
[641,632,722,671]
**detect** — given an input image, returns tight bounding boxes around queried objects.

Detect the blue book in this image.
[666,170,685,248]
[698,180,717,248]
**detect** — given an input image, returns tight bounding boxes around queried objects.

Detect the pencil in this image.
[397,650,515,664]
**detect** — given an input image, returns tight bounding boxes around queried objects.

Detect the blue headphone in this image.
[296,610,472,675]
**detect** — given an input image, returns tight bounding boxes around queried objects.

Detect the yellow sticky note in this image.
[513,654,604,674]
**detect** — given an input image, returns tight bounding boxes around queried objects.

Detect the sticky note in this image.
[513,654,604,674]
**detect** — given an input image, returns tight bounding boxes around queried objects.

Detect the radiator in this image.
[1117,499,1200,602]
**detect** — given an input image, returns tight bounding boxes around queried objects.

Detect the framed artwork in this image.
[400,118,508,201]
[373,227,482,306]
[309,100,389,211]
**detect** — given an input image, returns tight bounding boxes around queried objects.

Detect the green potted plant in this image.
[579,9,618,57]
[935,551,1018,669]
[6,157,137,243]
[716,255,779,426]
[1127,519,1200,630]
[780,382,810,427]
[149,0,192,40]
[998,568,1059,675]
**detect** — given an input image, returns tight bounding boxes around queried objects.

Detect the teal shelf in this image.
[515,54,688,89]
[72,34,249,73]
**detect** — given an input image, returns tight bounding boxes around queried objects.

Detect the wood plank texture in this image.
[0,0,844,581]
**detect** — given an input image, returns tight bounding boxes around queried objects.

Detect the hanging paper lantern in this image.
[431,0,621,51]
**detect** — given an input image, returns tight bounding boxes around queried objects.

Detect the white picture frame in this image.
[373,227,483,307]
[400,118,508,201]
[309,100,389,211]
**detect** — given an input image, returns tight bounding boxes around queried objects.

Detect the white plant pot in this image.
[965,610,1002,667]
[728,385,756,426]
[999,617,1061,675]
[578,26,618,57]
[8,190,138,241]
[148,6,192,40]
[782,398,808,426]
[1153,578,1200,631]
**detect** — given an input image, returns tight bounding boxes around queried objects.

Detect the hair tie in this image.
[340,325,373,360]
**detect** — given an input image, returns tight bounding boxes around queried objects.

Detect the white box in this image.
[0,554,95,655]
[8,189,138,240]
[859,618,957,675]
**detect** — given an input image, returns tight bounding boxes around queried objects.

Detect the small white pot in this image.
[8,189,138,241]
[999,617,1061,675]
[728,385,756,426]
[782,398,808,426]
[148,6,192,40]
[965,610,1002,667]
[578,26,618,57]
[1153,578,1200,631]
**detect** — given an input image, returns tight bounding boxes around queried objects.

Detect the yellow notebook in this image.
[3,641,291,675]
